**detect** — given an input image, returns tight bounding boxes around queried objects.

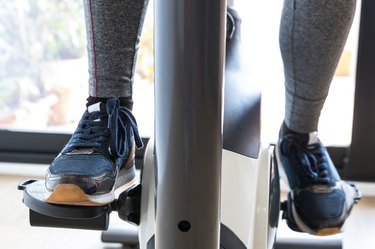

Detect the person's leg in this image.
[280,0,355,133]
[85,0,148,103]
[45,0,149,206]
[277,0,360,235]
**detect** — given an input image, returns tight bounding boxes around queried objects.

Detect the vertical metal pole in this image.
[154,0,226,248]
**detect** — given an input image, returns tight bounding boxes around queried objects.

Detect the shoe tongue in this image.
[87,102,104,122]
[308,131,319,145]
[87,102,103,113]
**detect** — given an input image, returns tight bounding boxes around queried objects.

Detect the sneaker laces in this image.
[280,133,333,186]
[68,98,143,158]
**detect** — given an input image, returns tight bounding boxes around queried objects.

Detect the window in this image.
[239,0,362,147]
[0,0,154,136]
[0,0,153,164]
[1,0,374,181]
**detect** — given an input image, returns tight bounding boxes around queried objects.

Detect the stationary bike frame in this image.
[148,0,277,248]
[19,0,279,248]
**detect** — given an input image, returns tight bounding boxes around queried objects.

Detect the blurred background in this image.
[0,0,154,135]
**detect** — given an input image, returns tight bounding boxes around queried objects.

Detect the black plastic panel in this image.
[30,209,109,230]
[348,0,375,181]
[223,9,261,159]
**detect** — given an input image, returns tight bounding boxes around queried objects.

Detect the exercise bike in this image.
[18,0,349,248]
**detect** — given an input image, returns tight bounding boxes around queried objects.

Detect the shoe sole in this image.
[45,174,137,206]
[45,166,137,206]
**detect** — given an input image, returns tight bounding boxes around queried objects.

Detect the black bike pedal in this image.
[19,179,113,230]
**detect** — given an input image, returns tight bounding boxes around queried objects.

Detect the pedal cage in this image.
[280,193,303,233]
[116,184,142,225]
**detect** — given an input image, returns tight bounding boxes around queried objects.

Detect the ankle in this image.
[86,96,134,110]
[281,121,316,136]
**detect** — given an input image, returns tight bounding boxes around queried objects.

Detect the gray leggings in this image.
[84,0,149,98]
[84,0,356,133]
[280,0,356,133]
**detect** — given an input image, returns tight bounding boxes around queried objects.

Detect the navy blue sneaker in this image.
[45,98,143,206]
[276,122,361,235]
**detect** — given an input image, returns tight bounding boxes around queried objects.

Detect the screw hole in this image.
[178,220,191,232]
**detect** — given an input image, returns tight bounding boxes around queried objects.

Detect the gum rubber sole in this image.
[315,227,341,236]
[45,177,137,206]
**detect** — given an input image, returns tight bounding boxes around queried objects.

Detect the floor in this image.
[276,194,375,249]
[0,174,374,249]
